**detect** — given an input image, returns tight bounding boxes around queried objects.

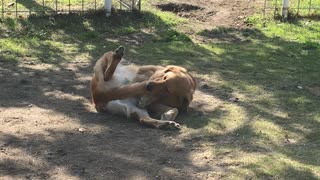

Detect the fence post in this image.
[105,0,112,17]
[282,0,289,19]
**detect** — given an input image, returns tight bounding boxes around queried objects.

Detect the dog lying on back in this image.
[90,46,196,129]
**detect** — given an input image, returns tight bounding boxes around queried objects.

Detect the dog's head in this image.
[147,66,196,112]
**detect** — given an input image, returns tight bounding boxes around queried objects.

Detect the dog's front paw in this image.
[137,96,156,108]
[137,98,147,108]
[161,121,181,130]
[161,108,178,121]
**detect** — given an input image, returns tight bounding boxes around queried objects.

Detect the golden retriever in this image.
[90,46,196,129]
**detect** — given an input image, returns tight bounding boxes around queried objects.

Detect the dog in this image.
[90,46,196,129]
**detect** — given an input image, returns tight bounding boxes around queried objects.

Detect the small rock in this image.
[56,149,66,156]
[200,82,211,89]
[229,97,239,102]
[28,104,33,107]
[78,127,86,133]
[27,61,36,65]
[20,79,29,84]
[7,2,15,7]
[297,86,303,89]
[174,147,183,152]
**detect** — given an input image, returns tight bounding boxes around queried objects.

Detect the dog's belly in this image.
[103,64,146,117]
[102,64,138,90]
[114,64,137,84]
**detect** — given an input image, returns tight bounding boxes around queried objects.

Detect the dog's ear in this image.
[186,72,197,91]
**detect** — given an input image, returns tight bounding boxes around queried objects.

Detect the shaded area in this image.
[0,8,220,179]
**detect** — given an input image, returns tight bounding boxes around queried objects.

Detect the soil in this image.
[0,0,259,179]
[155,0,260,43]
[0,60,225,179]
[156,0,259,28]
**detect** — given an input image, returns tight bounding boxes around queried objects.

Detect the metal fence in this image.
[0,0,140,18]
[263,0,320,17]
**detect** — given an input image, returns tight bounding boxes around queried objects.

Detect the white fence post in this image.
[105,0,112,17]
[282,0,289,19]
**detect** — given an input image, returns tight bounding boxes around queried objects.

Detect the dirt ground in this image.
[156,0,258,28]
[155,0,259,43]
[1,0,258,179]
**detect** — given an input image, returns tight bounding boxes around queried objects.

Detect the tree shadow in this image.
[0,8,218,179]
[189,25,320,174]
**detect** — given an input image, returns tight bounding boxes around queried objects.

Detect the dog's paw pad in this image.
[114,46,124,57]
[162,121,181,130]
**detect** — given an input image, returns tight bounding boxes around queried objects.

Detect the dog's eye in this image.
[163,75,167,80]
[146,82,153,91]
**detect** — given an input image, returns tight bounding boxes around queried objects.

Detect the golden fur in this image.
[90,46,196,129]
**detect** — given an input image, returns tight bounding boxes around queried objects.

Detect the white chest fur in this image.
[100,63,138,90]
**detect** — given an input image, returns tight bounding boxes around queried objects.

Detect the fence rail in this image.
[263,0,320,17]
[0,0,140,18]
[2,0,318,19]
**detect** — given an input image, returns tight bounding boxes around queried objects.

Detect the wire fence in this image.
[0,0,140,18]
[2,0,318,19]
[263,0,320,17]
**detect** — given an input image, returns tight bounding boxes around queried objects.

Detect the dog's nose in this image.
[146,81,153,91]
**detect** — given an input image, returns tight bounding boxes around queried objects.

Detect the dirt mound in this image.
[156,0,258,28]
[156,3,202,13]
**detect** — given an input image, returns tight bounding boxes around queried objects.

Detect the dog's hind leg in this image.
[103,100,180,130]
[147,103,179,121]
[136,115,181,130]
[128,105,181,130]
[104,46,125,81]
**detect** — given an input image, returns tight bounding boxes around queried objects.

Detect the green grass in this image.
[1,2,320,179]
[267,0,320,16]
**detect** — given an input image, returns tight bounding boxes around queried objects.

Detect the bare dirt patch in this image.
[156,0,258,28]
[0,60,226,179]
[155,0,260,43]
[157,3,203,13]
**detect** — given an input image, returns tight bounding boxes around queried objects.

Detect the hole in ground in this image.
[156,3,202,13]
